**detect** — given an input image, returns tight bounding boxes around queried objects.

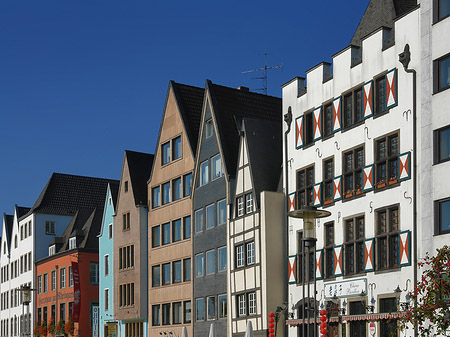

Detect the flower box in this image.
[355,189,363,195]
[324,199,333,205]
[345,191,353,198]
[377,182,386,188]
[388,178,398,185]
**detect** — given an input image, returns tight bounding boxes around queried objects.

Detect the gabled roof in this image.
[350,0,417,46]
[124,150,154,206]
[26,173,119,217]
[206,80,282,177]
[110,182,120,211]
[3,213,14,252]
[16,206,31,219]
[243,118,282,208]
[171,81,205,157]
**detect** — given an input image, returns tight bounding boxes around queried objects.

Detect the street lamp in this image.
[17,284,36,337]
[288,205,331,337]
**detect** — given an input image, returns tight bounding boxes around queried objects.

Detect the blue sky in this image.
[0,0,369,232]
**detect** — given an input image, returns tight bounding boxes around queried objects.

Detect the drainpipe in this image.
[283,108,293,337]
[399,43,417,337]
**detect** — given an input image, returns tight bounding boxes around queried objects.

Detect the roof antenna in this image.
[242,53,283,95]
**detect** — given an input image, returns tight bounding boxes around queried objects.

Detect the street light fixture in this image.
[17,284,36,337]
[288,205,331,337]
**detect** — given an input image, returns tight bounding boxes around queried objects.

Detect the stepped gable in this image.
[350,0,417,46]
[171,81,205,156]
[243,118,282,208]
[124,150,154,206]
[207,80,281,177]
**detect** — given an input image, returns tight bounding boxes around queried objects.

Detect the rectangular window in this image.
[162,303,171,325]
[375,133,399,187]
[162,182,170,205]
[152,186,161,208]
[124,181,128,193]
[248,292,256,315]
[196,298,205,321]
[246,241,255,265]
[218,246,227,272]
[343,147,364,197]
[173,302,182,324]
[45,221,55,235]
[205,119,213,138]
[245,193,254,213]
[296,166,314,208]
[435,53,450,92]
[196,253,204,277]
[377,206,400,269]
[200,161,209,186]
[90,262,99,285]
[212,154,223,179]
[304,110,314,146]
[437,0,450,20]
[108,224,113,239]
[375,76,388,115]
[206,204,215,229]
[162,223,170,245]
[343,92,353,128]
[323,158,334,202]
[104,255,109,276]
[152,265,160,287]
[104,289,109,311]
[122,212,130,231]
[344,216,365,275]
[173,260,182,283]
[436,198,450,235]
[237,294,246,317]
[69,237,76,250]
[195,209,204,233]
[206,250,215,275]
[218,199,227,225]
[51,270,56,291]
[119,245,134,270]
[172,177,182,201]
[184,301,191,323]
[68,266,73,287]
[162,141,170,165]
[183,173,193,197]
[152,305,161,326]
[236,196,244,217]
[43,274,48,293]
[183,258,191,282]
[218,294,227,318]
[236,245,245,268]
[162,263,171,286]
[324,222,334,279]
[323,103,333,137]
[152,226,160,248]
[60,268,66,289]
[207,296,216,320]
[172,136,182,160]
[38,275,42,294]
[435,125,450,164]
[380,298,398,336]
[183,216,191,239]
[172,219,182,242]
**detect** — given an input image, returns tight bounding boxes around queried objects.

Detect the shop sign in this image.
[324,278,367,298]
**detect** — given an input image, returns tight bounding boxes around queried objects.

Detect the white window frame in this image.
[248,292,256,315]
[206,250,215,275]
[238,294,246,317]
[206,204,215,229]
[205,119,213,138]
[246,241,255,265]
[212,154,223,180]
[236,245,245,268]
[49,245,55,256]
[237,196,244,217]
[60,268,66,289]
[51,270,56,291]
[69,237,76,250]
[200,160,209,186]
[246,193,254,213]
[37,275,42,294]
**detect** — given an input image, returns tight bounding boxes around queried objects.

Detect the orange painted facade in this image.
[35,250,99,337]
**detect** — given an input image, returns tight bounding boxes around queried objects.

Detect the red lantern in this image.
[269,334,275,337]
[269,323,274,329]
[320,309,327,316]
[320,322,327,329]
[269,328,274,333]
[320,315,327,322]
[319,308,327,336]
[269,312,275,317]
[320,328,327,334]
[269,318,275,323]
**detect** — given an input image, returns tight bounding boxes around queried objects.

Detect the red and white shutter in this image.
[316,249,324,280]
[332,97,341,132]
[295,116,304,149]
[363,165,374,192]
[333,245,343,276]
[333,176,342,201]
[363,80,373,118]
[386,68,398,109]
[313,183,321,207]
[399,231,411,266]
[399,152,411,181]
[313,107,322,141]
[288,193,296,212]
[288,255,297,284]
[364,238,375,272]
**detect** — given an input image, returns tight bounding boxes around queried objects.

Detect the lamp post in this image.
[17,284,35,337]
[288,206,331,337]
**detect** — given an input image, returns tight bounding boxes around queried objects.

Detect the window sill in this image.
[433,84,450,95]
[373,110,390,120]
[342,191,365,202]
[322,133,334,142]
[341,119,365,133]
[374,267,401,275]
[433,13,450,25]
[374,181,400,193]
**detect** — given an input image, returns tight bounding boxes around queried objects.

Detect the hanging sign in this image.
[324,278,367,299]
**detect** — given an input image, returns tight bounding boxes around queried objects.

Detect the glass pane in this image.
[152,305,160,326]
[162,303,171,325]
[162,182,170,205]
[346,219,354,241]
[207,297,216,320]
[173,219,181,242]
[212,155,223,179]
[173,261,182,283]
[183,258,191,281]
[183,173,193,197]
[173,302,182,324]
[200,161,209,186]
[196,254,204,277]
[218,199,227,225]
[344,94,353,127]
[439,56,450,90]
[218,295,227,318]
[196,298,205,321]
[152,226,160,248]
[152,187,160,208]
[172,178,181,201]
[162,263,171,285]
[206,204,215,229]
[246,242,255,265]
[152,266,160,287]
[355,88,364,122]
[356,148,364,168]
[306,167,314,186]
[162,142,170,165]
[183,216,191,239]
[162,223,170,245]
[206,250,215,275]
[345,153,353,172]
[439,0,450,19]
[173,136,182,160]
[218,247,227,272]
[439,127,450,162]
[440,199,450,232]
[184,301,191,323]
[378,211,387,234]
[195,210,204,233]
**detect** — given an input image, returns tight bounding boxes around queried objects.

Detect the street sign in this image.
[92,306,99,337]
[369,321,376,336]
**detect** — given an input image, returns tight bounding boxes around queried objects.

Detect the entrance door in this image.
[328,323,339,337]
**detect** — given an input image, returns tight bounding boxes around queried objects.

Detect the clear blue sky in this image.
[0,0,369,232]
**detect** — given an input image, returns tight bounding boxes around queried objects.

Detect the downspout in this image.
[283,108,293,337]
[399,44,417,337]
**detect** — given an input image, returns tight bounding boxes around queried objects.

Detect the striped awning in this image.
[286,312,405,325]
[286,317,340,326]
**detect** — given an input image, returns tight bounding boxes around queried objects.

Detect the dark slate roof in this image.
[109,182,120,211]
[207,80,282,177]
[124,150,154,206]
[243,118,282,208]
[171,81,205,157]
[16,206,31,219]
[3,213,14,252]
[28,173,119,216]
[350,0,417,46]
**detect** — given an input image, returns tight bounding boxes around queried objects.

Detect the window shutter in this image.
[363,165,374,192]
[385,68,398,109]
[288,193,296,212]
[295,116,304,149]
[333,176,342,202]
[332,97,341,133]
[315,249,324,280]
[399,230,411,267]
[313,183,322,207]
[364,238,375,272]
[288,255,297,284]
[313,107,322,141]
[398,152,411,181]
[363,80,374,118]
[333,245,343,276]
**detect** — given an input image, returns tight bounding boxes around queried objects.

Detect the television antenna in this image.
[242,53,283,95]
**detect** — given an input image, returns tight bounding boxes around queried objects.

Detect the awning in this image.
[286,312,405,325]
[286,317,340,326]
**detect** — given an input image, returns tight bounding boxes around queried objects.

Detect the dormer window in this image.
[49,245,56,256]
[69,237,76,250]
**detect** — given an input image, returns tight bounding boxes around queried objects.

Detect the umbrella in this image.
[244,321,254,337]
[208,322,216,337]
[181,326,188,337]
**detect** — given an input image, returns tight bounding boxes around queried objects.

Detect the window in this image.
[119,283,134,307]
[212,154,223,179]
[380,298,398,336]
[436,198,450,235]
[51,270,56,291]
[60,268,66,289]
[104,289,109,311]
[123,212,130,231]
[296,166,314,208]
[248,292,256,315]
[104,255,109,276]
[162,263,171,285]
[152,265,160,287]
[162,303,171,325]
[436,53,450,92]
[323,103,333,137]
[152,186,161,208]
[196,298,205,321]
[245,193,254,213]
[183,301,191,323]
[173,302,182,324]
[162,141,170,165]
[183,258,191,282]
[377,206,400,270]
[324,222,334,279]
[236,244,245,268]
[69,237,76,250]
[236,196,244,217]
[343,87,364,128]
[152,305,160,326]
[218,294,227,318]
[38,275,42,294]
[375,133,399,186]
[196,253,204,277]
[344,216,365,275]
[343,147,364,196]
[90,263,99,285]
[162,182,170,205]
[195,209,204,233]
[172,219,182,242]
[237,294,246,317]
[183,216,191,239]
[173,260,182,283]
[162,223,170,245]
[205,119,213,138]
[108,224,113,239]
[119,245,134,270]
[207,296,216,320]
[43,274,48,293]
[323,158,334,202]
[206,204,215,229]
[172,136,182,160]
[218,199,226,225]
[200,160,209,186]
[218,246,227,272]
[49,245,55,256]
[183,173,193,197]
[349,301,366,336]
[20,226,23,240]
[172,177,182,201]
[68,266,73,287]
[435,125,450,164]
[124,181,128,193]
[375,76,388,115]
[246,241,255,265]
[303,110,314,146]
[206,250,215,275]
[29,221,32,236]
[152,226,160,248]
[45,221,55,235]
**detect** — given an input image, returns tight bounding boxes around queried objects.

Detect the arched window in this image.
[14,235,17,249]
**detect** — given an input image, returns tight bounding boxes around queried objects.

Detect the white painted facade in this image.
[283,7,420,337]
